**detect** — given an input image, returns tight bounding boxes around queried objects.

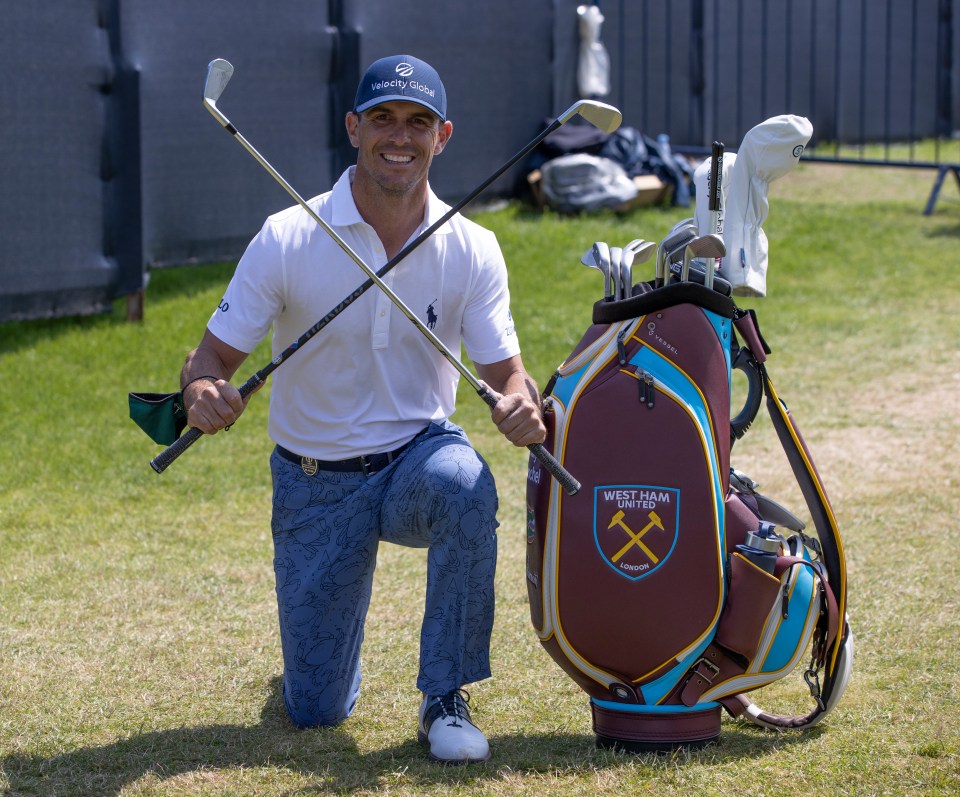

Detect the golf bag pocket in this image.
[713,553,781,661]
[687,551,823,708]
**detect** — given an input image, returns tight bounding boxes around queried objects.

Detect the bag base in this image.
[591,702,721,753]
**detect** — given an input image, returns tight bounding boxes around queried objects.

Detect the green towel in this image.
[128,391,187,445]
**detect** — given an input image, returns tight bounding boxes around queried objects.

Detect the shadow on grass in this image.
[927,217,960,238]
[1,678,823,796]
[0,263,235,356]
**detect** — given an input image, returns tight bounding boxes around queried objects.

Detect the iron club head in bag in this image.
[609,247,623,300]
[621,239,656,295]
[680,234,726,283]
[593,242,613,301]
[582,242,613,302]
[657,224,697,287]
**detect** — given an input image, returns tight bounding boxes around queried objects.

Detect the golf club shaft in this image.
[155,106,580,493]
[707,141,724,289]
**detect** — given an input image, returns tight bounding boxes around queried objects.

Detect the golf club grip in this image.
[477,386,580,495]
[709,141,723,212]
[151,426,203,473]
[528,442,581,496]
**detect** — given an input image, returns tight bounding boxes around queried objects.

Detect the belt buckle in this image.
[359,454,374,476]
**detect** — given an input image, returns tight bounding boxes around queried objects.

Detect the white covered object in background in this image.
[577,4,610,98]
[720,115,813,297]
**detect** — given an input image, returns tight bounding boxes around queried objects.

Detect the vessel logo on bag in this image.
[593,485,679,580]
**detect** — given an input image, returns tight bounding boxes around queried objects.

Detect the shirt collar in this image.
[331,166,453,236]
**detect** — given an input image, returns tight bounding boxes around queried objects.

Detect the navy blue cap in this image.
[354,55,447,121]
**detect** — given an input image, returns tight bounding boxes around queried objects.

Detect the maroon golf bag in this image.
[525,273,852,751]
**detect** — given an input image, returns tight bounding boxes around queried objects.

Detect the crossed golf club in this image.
[150,59,624,497]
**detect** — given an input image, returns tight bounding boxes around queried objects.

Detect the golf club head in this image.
[622,239,643,262]
[609,247,623,300]
[626,239,656,264]
[581,246,607,298]
[204,59,234,106]
[681,234,726,282]
[621,239,655,294]
[592,242,613,301]
[633,240,656,286]
[559,100,623,133]
[670,218,697,235]
[619,248,635,300]
[686,233,726,261]
[658,226,697,286]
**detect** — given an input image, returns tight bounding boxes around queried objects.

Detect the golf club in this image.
[656,225,697,287]
[621,239,656,292]
[666,230,703,283]
[154,59,592,495]
[581,243,611,303]
[593,242,613,301]
[609,246,623,300]
[619,246,633,300]
[680,234,726,282]
[708,141,724,285]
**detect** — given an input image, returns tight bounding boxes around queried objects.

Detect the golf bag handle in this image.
[730,347,764,442]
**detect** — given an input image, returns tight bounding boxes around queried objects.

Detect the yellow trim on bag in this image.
[766,379,847,675]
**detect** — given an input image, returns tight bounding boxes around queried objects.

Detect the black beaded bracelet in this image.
[180,374,220,392]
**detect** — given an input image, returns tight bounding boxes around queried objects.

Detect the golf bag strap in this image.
[733,308,770,364]
[725,369,851,728]
[719,693,828,729]
[762,371,848,675]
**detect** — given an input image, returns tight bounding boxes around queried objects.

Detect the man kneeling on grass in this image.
[178,54,545,763]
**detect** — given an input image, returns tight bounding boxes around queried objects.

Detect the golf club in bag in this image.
[525,231,852,750]
[144,60,623,493]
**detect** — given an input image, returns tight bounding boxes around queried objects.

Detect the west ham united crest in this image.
[594,485,679,580]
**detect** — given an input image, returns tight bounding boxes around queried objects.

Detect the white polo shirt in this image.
[207,167,520,460]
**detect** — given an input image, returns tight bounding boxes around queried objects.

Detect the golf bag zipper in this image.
[634,366,655,408]
[617,326,629,365]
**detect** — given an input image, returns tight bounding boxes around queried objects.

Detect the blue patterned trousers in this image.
[269,420,499,727]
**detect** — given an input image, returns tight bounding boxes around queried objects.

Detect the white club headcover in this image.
[720,115,813,297]
[693,152,737,269]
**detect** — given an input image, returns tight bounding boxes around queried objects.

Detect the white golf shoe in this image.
[417,689,491,764]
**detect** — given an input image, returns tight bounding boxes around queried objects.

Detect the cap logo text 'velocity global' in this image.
[368,79,437,99]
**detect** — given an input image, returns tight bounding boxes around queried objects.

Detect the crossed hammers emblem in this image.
[608,509,664,563]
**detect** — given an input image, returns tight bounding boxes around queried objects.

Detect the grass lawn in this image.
[1,162,958,796]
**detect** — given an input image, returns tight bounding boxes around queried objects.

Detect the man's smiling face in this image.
[347,101,452,199]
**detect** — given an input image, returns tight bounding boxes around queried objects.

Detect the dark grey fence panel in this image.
[118,0,336,268]
[591,0,701,142]
[0,4,117,321]
[341,0,559,200]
